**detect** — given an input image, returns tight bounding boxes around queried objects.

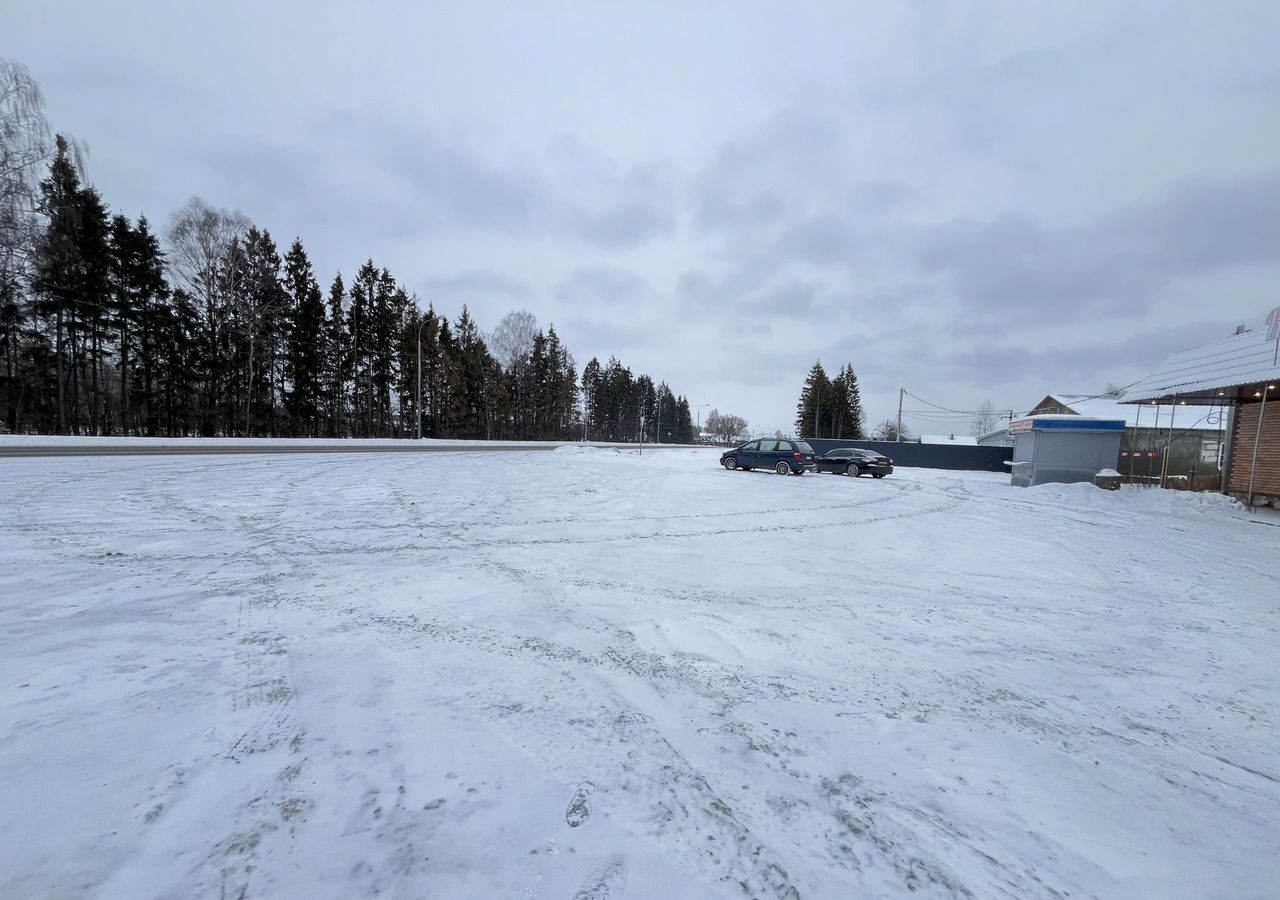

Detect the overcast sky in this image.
[10,1,1280,435]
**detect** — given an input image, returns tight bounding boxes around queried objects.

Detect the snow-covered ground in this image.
[2,448,1277,900]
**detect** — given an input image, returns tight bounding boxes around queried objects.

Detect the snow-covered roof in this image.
[1123,325,1280,404]
[1046,394,1223,432]
[919,434,978,445]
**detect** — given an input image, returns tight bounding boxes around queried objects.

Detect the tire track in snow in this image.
[275,589,810,897]
[180,468,314,900]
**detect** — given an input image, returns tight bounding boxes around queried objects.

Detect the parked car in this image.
[720,439,817,475]
[815,447,894,478]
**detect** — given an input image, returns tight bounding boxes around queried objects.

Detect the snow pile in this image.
[1017,479,1241,517]
[551,444,618,456]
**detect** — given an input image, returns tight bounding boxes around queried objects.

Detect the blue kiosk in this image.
[1008,415,1125,487]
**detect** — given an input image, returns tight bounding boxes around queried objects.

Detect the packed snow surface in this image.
[2,449,1277,900]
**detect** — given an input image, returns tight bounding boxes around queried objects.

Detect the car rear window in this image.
[796,442,814,454]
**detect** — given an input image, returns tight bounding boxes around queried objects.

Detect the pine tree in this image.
[235,228,287,435]
[399,302,421,437]
[794,360,831,439]
[76,187,112,433]
[109,214,167,434]
[635,374,655,442]
[582,357,601,440]
[436,316,458,436]
[282,239,325,435]
[346,261,376,436]
[370,270,405,436]
[151,287,201,435]
[452,306,489,439]
[33,136,110,433]
[527,328,548,438]
[417,305,443,437]
[323,273,346,436]
[834,364,865,439]
[547,325,577,439]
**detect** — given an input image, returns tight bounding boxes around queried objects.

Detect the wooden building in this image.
[1124,320,1280,506]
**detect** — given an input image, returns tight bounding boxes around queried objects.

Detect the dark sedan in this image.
[720,438,817,475]
[815,447,894,478]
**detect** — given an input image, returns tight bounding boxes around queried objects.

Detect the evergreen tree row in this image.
[0,125,695,442]
[581,355,695,443]
[795,360,865,440]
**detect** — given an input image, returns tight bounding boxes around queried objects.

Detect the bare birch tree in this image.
[166,197,250,431]
[969,399,1001,438]
[1,60,89,433]
[489,309,538,371]
[704,409,747,445]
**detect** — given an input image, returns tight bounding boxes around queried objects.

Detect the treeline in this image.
[795,360,865,440]
[0,61,694,442]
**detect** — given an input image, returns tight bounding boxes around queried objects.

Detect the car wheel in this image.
[723,458,737,470]
[845,462,859,477]
[774,461,790,475]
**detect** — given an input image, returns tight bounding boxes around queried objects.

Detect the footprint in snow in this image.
[565,781,594,828]
[572,853,627,900]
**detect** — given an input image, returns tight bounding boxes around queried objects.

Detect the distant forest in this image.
[0,60,697,442]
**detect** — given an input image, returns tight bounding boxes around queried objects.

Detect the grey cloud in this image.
[728,321,773,338]
[361,117,678,248]
[198,140,421,248]
[559,316,653,355]
[829,318,1236,416]
[379,134,542,234]
[914,168,1280,323]
[420,271,533,304]
[740,280,824,315]
[694,189,785,234]
[774,214,864,268]
[563,199,675,247]
[555,266,649,305]
[1115,170,1280,272]
[848,180,918,212]
[559,163,680,247]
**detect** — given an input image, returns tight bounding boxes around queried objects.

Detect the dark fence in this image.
[804,439,1013,473]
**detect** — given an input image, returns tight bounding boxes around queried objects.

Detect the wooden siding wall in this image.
[1228,399,1280,499]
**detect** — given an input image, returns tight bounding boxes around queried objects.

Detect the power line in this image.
[902,389,1013,417]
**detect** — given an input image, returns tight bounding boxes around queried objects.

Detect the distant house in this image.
[1026,392,1226,485]
[1123,320,1280,506]
[976,428,1013,448]
[918,433,978,446]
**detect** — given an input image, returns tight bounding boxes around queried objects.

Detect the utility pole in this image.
[1247,383,1272,508]
[1161,396,1177,488]
[896,387,905,442]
